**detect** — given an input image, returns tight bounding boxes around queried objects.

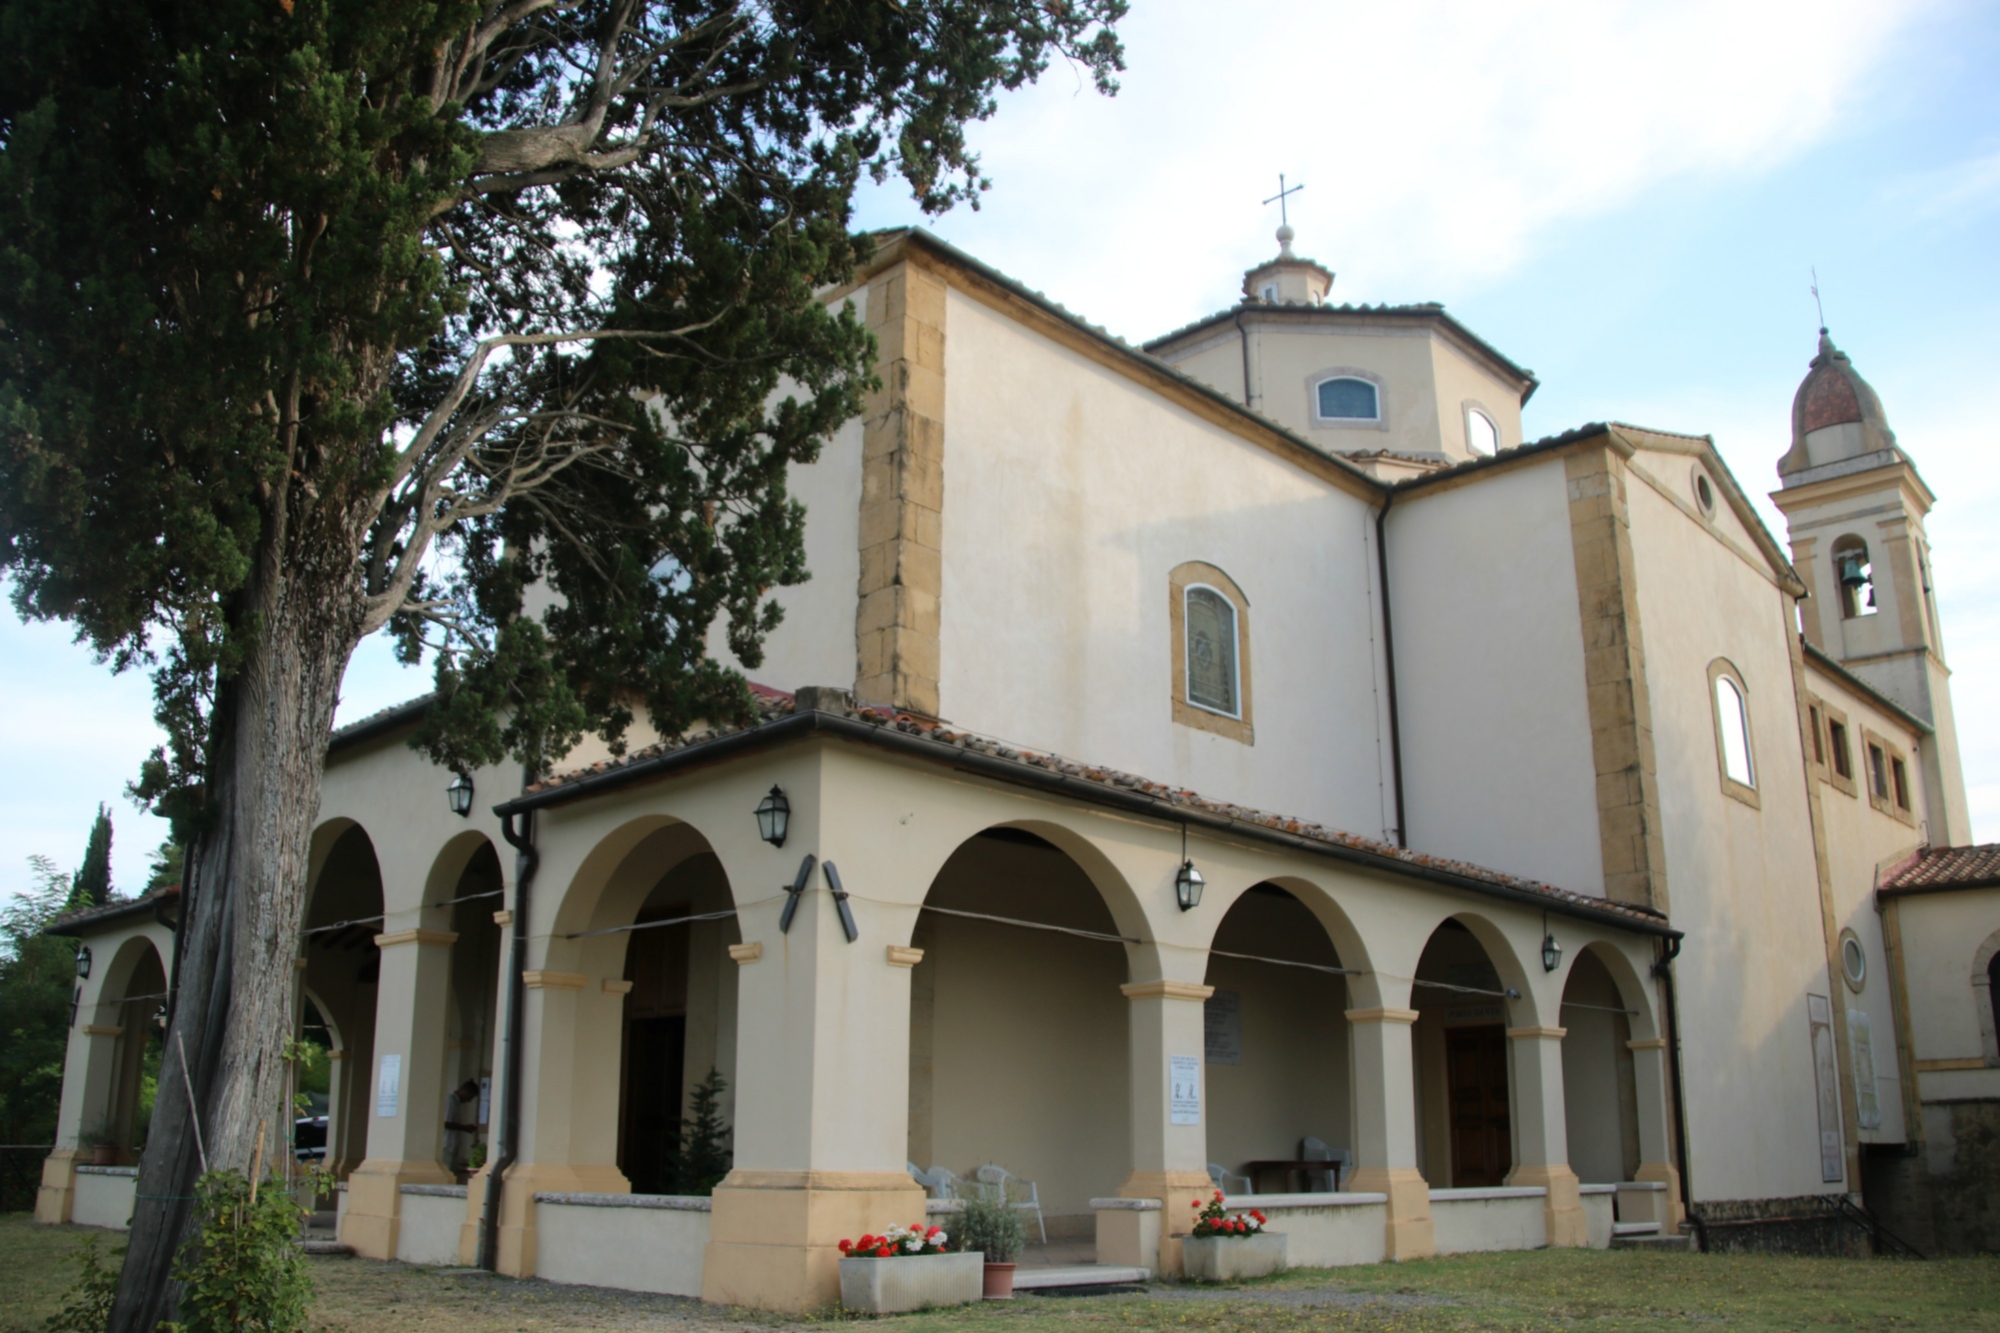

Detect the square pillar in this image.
[701,889,923,1311]
[1345,1006,1434,1260]
[38,1010,127,1222]
[340,929,459,1260]
[1118,979,1215,1277]
[1626,1036,1684,1230]
[1504,1025,1586,1248]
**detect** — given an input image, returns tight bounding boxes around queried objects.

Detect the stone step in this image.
[1609,1232,1690,1252]
[1612,1221,1661,1236]
[1012,1264,1150,1290]
[298,1240,355,1256]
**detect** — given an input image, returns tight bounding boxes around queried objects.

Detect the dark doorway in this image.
[620,1015,686,1194]
[1446,1024,1511,1187]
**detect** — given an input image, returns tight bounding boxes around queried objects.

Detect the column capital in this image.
[1345,1006,1418,1025]
[521,970,587,990]
[1121,979,1214,1002]
[80,1024,124,1038]
[728,942,763,965]
[1626,1037,1668,1051]
[886,945,925,968]
[1506,1025,1568,1041]
[374,928,459,949]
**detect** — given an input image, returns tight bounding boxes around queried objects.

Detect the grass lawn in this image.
[5,1214,1996,1332]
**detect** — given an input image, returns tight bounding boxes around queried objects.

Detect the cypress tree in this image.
[71,806,114,909]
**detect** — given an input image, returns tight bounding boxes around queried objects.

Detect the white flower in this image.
[933,1232,948,1246]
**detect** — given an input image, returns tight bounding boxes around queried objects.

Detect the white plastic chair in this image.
[1300,1137,1349,1192]
[1208,1162,1253,1195]
[908,1162,952,1198]
[974,1164,1046,1244]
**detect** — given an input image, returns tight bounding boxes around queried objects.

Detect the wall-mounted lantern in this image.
[1541,922,1562,974]
[755,785,791,847]
[1175,860,1206,912]
[75,945,92,979]
[446,772,475,818]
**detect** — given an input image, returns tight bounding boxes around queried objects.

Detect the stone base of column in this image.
[701,1170,926,1311]
[1120,1169,1216,1278]
[1507,1163,1586,1248]
[34,1150,78,1225]
[339,1158,457,1260]
[1634,1160,1685,1232]
[1348,1166,1435,1260]
[457,1165,492,1266]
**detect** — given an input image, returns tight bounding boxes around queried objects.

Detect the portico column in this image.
[35,1020,124,1223]
[1117,979,1215,1277]
[700,887,925,1311]
[340,929,458,1260]
[1345,1006,1435,1260]
[1505,1025,1586,1247]
[1626,1036,1685,1230]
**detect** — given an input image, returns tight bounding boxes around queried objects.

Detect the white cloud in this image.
[861,0,1937,340]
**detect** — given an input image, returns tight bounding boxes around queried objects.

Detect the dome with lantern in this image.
[1776,328,1904,485]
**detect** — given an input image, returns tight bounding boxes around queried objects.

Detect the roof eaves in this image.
[499,706,1676,938]
[46,887,179,938]
[327,694,435,755]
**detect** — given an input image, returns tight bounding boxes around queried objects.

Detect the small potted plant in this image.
[79,1122,120,1167]
[1181,1190,1286,1281]
[835,1221,983,1313]
[957,1193,1026,1299]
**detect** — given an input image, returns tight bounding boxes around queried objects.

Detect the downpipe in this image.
[480,802,538,1272]
[1374,491,1407,847]
[1654,933,1705,1252]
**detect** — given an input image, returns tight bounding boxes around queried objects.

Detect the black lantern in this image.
[1541,931,1562,973]
[75,945,92,979]
[1175,860,1206,912]
[446,772,475,818]
[755,785,791,847]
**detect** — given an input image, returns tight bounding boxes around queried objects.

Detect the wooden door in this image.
[1446,1024,1511,1187]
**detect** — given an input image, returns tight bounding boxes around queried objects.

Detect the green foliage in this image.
[669,1068,732,1196]
[42,1234,120,1333]
[0,855,80,1146]
[71,807,112,909]
[145,840,186,894]
[164,1170,317,1333]
[955,1193,1025,1264]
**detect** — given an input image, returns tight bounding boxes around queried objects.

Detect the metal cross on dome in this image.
[1263,173,1305,225]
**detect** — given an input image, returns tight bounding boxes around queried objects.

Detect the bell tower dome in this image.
[1769,327,1971,842]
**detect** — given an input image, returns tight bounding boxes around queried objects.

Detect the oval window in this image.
[1840,932,1866,991]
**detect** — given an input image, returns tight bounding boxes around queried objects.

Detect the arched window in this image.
[1708,660,1757,803]
[1466,408,1498,456]
[1831,534,1877,619]
[1185,587,1240,717]
[1168,563,1254,744]
[1316,377,1379,422]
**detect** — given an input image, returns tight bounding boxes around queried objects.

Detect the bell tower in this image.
[1770,329,1972,843]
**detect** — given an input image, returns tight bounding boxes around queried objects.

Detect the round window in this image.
[1839,930,1866,992]
[1692,467,1716,516]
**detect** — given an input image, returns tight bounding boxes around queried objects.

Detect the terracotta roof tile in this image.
[1881,843,2000,893]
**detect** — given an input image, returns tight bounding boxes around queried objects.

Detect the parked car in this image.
[294,1115,328,1162]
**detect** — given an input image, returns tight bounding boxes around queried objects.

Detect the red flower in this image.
[926,1225,943,1237]
[839,1239,854,1252]
[875,1245,893,1258]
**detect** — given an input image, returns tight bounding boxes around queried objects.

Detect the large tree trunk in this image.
[109,539,363,1333]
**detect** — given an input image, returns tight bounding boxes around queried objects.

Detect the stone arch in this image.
[425,832,506,1176]
[1559,944,1644,1185]
[1974,928,2000,1064]
[1410,912,1531,1189]
[1225,873,1380,1007]
[301,820,385,1179]
[81,935,167,1165]
[1199,879,1357,1192]
[906,820,1138,1226]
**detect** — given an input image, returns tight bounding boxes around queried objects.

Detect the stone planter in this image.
[838,1252,985,1313]
[1182,1231,1287,1282]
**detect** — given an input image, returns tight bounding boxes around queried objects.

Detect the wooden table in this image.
[1239,1159,1338,1194]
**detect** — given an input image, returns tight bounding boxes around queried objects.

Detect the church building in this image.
[37,225,1998,1305]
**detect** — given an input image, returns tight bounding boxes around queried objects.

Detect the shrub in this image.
[956,1193,1025,1264]
[166,1168,317,1333]
[43,1235,119,1333]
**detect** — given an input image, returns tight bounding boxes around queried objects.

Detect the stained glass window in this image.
[1186,587,1238,716]
[1317,377,1378,421]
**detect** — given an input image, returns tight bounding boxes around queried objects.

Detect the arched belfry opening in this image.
[1412,919,1513,1188]
[1559,946,1642,1185]
[301,823,385,1179]
[1200,884,1352,1194]
[906,826,1132,1240]
[616,848,739,1195]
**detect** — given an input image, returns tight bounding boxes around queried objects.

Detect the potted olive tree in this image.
[1181,1191,1286,1281]
[958,1194,1026,1299]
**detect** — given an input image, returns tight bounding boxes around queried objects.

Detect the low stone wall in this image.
[533,1192,712,1297]
[71,1166,137,1231]
[1220,1191,1388,1267]
[1429,1186,1547,1255]
[397,1184,469,1266]
[1579,1184,1614,1249]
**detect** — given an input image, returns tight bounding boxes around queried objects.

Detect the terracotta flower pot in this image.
[981,1261,1016,1299]
[88,1143,117,1167]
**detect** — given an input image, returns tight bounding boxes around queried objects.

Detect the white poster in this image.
[377,1053,402,1119]
[1204,990,1242,1065]
[1807,995,1843,1183]
[1169,1054,1202,1126]
[1847,1008,1881,1131]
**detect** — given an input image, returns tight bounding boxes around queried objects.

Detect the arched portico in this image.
[300,822,384,1183]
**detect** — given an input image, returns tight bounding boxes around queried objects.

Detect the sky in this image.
[3,0,1997,902]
